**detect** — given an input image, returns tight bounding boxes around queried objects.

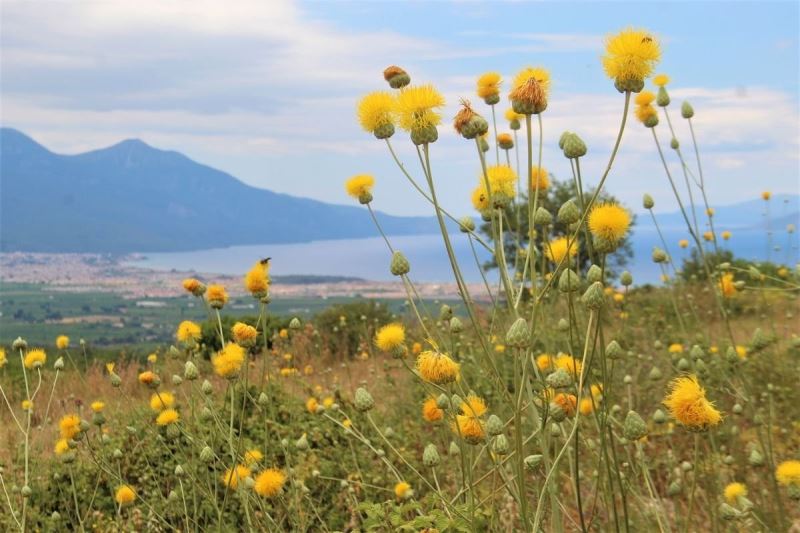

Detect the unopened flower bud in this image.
[201,380,213,395]
[354,387,374,412]
[643,194,655,209]
[581,282,606,310]
[54,357,65,370]
[546,368,573,389]
[449,317,463,334]
[486,414,504,436]
[200,446,214,463]
[606,340,623,360]
[493,434,510,455]
[183,361,199,380]
[524,454,543,470]
[534,207,553,226]
[563,133,587,159]
[558,269,581,293]
[423,443,440,467]
[557,200,580,225]
[681,101,694,119]
[656,86,670,107]
[12,337,28,351]
[623,410,648,440]
[586,265,603,284]
[459,216,476,233]
[505,317,529,347]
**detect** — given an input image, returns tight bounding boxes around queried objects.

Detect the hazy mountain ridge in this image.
[0,128,439,253]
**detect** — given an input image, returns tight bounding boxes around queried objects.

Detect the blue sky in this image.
[2,0,798,217]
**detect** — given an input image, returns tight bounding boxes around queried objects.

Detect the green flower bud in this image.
[620,271,633,286]
[549,402,567,422]
[581,282,606,310]
[558,131,572,149]
[732,403,743,414]
[642,194,655,209]
[373,123,395,140]
[12,337,28,351]
[623,411,648,440]
[461,115,489,139]
[558,269,581,293]
[51,511,61,521]
[719,503,740,521]
[459,216,476,233]
[54,357,65,370]
[670,137,679,150]
[563,133,587,159]
[505,317,529,347]
[667,481,682,497]
[410,125,438,146]
[550,423,562,437]
[751,328,771,351]
[614,78,645,93]
[200,446,214,463]
[390,251,410,276]
[677,358,690,371]
[606,340,623,360]
[690,345,705,360]
[423,443,440,467]
[681,101,694,119]
[172,374,183,386]
[557,200,580,225]
[652,409,667,424]
[436,393,450,410]
[174,465,185,477]
[492,434,510,455]
[644,114,659,128]
[439,305,453,321]
[586,264,603,284]
[748,449,764,467]
[534,207,553,226]
[21,485,32,497]
[295,434,309,451]
[354,387,374,412]
[183,361,199,381]
[289,317,302,330]
[199,406,213,421]
[652,247,668,263]
[486,414,504,436]
[449,441,461,456]
[509,118,521,130]
[110,373,122,387]
[201,380,213,395]
[648,367,662,381]
[656,86,670,107]
[546,368,573,389]
[449,316,463,334]
[524,454,543,470]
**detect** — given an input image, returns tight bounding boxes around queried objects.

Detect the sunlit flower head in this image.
[21,400,33,411]
[553,393,577,417]
[720,273,737,298]
[23,348,47,369]
[394,84,446,131]
[512,67,551,95]
[375,323,405,352]
[244,449,263,465]
[588,204,631,243]
[156,408,179,426]
[306,397,319,414]
[59,414,81,440]
[536,353,555,371]
[416,349,460,385]
[635,103,658,124]
[634,90,656,106]
[176,320,202,344]
[232,322,258,346]
[244,260,270,298]
[0,348,6,368]
[91,401,105,413]
[663,375,722,430]
[529,165,549,191]
[54,438,70,455]
[602,28,661,91]
[56,335,69,350]
[476,71,502,101]
[345,174,375,200]
[254,468,286,498]
[776,460,800,486]
[150,392,175,412]
[115,485,136,506]
[422,397,444,423]
[394,481,413,500]
[212,343,245,379]
[182,278,204,295]
[206,284,228,309]
[679,239,689,249]
[555,353,582,376]
[724,482,747,504]
[735,345,748,359]
[703,231,714,242]
[509,67,550,114]
[579,397,594,416]
[357,91,396,137]
[471,184,490,212]
[668,343,683,354]
[138,370,158,386]
[452,395,487,444]
[721,231,731,241]
[653,74,670,87]
[762,191,771,201]
[486,165,517,200]
[545,237,578,264]
[222,465,252,490]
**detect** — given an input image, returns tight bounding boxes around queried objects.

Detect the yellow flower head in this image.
[634,90,656,106]
[602,28,661,86]
[422,397,444,423]
[451,395,487,444]
[156,408,179,426]
[735,345,748,359]
[395,84,445,131]
[232,322,258,345]
[213,344,245,379]
[357,91,395,133]
[476,71,502,99]
[59,414,81,440]
[536,353,555,371]
[461,395,487,417]
[0,348,6,368]
[486,165,517,199]
[512,67,551,95]
[206,284,228,308]
[254,468,286,498]
[588,203,631,243]
[703,231,714,242]
[529,166,549,191]
[724,482,747,504]
[54,438,70,455]
[679,239,689,249]
[115,485,136,506]
[668,343,683,354]
[56,335,70,350]
[106,362,115,374]
[497,132,513,147]
[306,397,319,414]
[635,104,657,124]
[416,349,460,385]
[653,74,670,87]
[412,342,422,355]
[182,277,202,294]
[279,328,289,339]
[91,401,105,413]
[138,370,158,386]
[505,108,523,122]
[545,237,578,264]
[23,348,47,369]
[21,400,33,411]
[762,191,771,201]
[345,174,375,199]
[721,231,731,241]
[394,481,413,500]
[150,392,175,412]
[776,460,800,486]
[720,273,737,298]
[375,323,405,352]
[663,375,722,430]
[176,320,202,343]
[555,353,582,377]
[554,393,577,417]
[471,184,490,212]
[244,449,264,465]
[579,397,594,416]
[244,261,270,297]
[147,353,158,364]
[222,465,251,490]
[323,396,334,408]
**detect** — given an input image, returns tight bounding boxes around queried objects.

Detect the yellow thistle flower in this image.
[635,104,658,124]
[147,353,158,364]
[106,362,115,374]
[254,468,286,498]
[579,397,594,416]
[322,397,334,409]
[394,481,413,500]
[54,438,70,455]
[536,353,555,372]
[735,345,748,359]
[395,84,445,131]
[23,348,47,369]
[91,401,105,413]
[476,71,502,99]
[663,375,722,430]
[553,393,577,417]
[56,335,69,350]
[176,321,202,343]
[21,400,33,411]
[486,165,517,199]
[602,28,661,89]
[653,74,670,87]
[345,174,375,199]
[512,67,551,95]
[762,191,771,201]
[724,482,747,504]
[588,203,631,243]
[232,322,258,345]
[0,348,6,368]
[342,418,352,429]
[206,284,228,308]
[555,353,582,376]
[416,350,460,385]
[721,231,731,241]
[357,91,395,134]
[703,231,714,242]
[495,344,506,353]
[138,370,158,386]
[422,397,444,423]
[244,449,264,465]
[504,108,523,122]
[720,273,737,298]
[668,343,683,354]
[59,414,81,439]
[279,328,289,339]
[374,323,405,352]
[221,465,251,490]
[590,384,604,400]
[182,278,204,296]
[149,392,175,412]
[279,367,297,377]
[244,261,270,297]
[306,397,319,414]
[497,132,513,148]
[115,485,136,506]
[213,343,246,379]
[452,395,487,444]
[529,166,549,191]
[156,408,179,426]
[412,342,422,355]
[707,208,715,216]
[634,90,656,106]
[678,239,689,249]
[776,460,800,486]
[471,184,490,212]
[544,237,578,264]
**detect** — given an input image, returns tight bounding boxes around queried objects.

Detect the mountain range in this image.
[0,128,438,253]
